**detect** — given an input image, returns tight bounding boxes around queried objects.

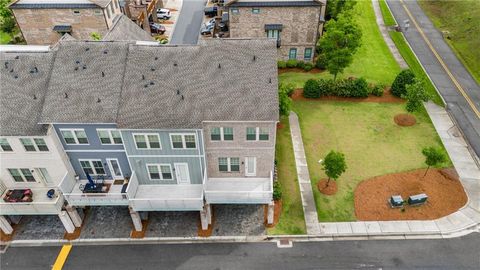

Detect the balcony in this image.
[63,178,129,206]
[0,187,64,215]
[204,171,273,204]
[127,171,204,211]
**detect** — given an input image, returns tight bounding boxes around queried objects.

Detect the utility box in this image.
[408,194,428,206]
[389,195,404,208]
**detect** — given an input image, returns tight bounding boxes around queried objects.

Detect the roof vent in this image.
[151,68,155,72]
[33,94,37,100]
[9,69,13,73]
[97,98,101,103]
[253,55,256,61]
[102,71,105,77]
[82,65,87,70]
[269,78,272,83]
[150,81,154,86]
[33,67,38,73]
[4,62,8,69]
[173,62,177,67]
[177,90,180,95]
[218,63,221,69]
[85,48,90,51]
[74,66,79,71]
[103,50,108,54]
[14,55,19,59]
[64,93,68,98]
[144,84,148,88]
[181,95,184,100]
[13,75,18,79]
[154,57,158,60]
[75,60,80,64]
[142,74,145,80]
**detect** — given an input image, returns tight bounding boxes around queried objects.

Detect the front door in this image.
[107,159,123,179]
[245,157,256,176]
[174,163,190,184]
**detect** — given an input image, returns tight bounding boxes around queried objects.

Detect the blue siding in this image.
[54,124,124,151]
[68,151,131,180]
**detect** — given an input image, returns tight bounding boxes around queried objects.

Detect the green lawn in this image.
[418,0,480,85]
[379,0,396,27]
[268,116,306,235]
[293,100,451,222]
[279,0,401,88]
[0,31,12,44]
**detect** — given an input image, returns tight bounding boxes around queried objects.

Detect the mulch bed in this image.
[291,88,405,103]
[0,223,19,243]
[354,168,467,221]
[278,68,324,74]
[394,114,416,126]
[130,219,149,239]
[264,200,282,228]
[317,179,338,195]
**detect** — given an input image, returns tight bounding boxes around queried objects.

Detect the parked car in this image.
[157,8,171,20]
[204,6,218,18]
[200,23,214,35]
[150,22,166,34]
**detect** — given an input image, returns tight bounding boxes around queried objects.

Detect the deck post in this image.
[205,204,212,225]
[58,211,75,234]
[129,207,143,232]
[267,201,275,225]
[66,205,82,227]
[0,216,13,235]
[200,205,210,230]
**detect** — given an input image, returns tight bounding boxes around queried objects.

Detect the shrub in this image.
[303,79,320,98]
[286,59,298,68]
[273,181,282,201]
[279,85,292,116]
[296,60,305,69]
[391,69,415,97]
[277,60,287,69]
[350,77,369,98]
[303,62,314,72]
[317,78,336,96]
[280,82,295,97]
[370,84,384,97]
[315,53,327,69]
[0,17,15,33]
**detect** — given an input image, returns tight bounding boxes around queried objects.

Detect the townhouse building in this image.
[225,0,327,61]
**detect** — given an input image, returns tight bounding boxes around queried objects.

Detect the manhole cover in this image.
[277,239,293,248]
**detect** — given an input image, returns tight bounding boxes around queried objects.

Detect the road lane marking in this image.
[399,0,480,119]
[52,244,72,270]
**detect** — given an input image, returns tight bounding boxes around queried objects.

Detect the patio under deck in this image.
[205,175,273,204]
[0,187,64,215]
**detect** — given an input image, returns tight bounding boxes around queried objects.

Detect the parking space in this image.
[145,211,198,237]
[79,207,132,239]
[211,205,266,236]
[199,0,229,40]
[13,215,65,240]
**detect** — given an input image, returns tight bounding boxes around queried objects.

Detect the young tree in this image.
[391,69,415,97]
[278,83,292,116]
[90,32,102,41]
[317,13,362,80]
[421,147,447,177]
[322,150,347,187]
[404,79,431,113]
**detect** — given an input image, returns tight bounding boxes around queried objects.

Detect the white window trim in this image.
[169,133,197,150]
[8,168,37,183]
[0,138,14,152]
[106,158,124,179]
[219,157,240,172]
[211,127,233,141]
[246,127,269,141]
[132,133,162,150]
[60,129,89,145]
[79,159,106,176]
[146,163,173,181]
[97,129,123,145]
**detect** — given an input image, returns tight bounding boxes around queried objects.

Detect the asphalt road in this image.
[2,234,480,269]
[170,0,207,44]
[386,0,480,157]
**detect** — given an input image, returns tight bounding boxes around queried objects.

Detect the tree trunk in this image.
[333,73,337,81]
[326,177,330,187]
[423,166,430,178]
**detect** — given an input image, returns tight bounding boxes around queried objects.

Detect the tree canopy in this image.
[404,78,431,113]
[322,150,347,186]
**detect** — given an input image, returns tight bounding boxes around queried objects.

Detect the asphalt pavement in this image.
[386,0,480,158]
[170,0,207,44]
[2,234,480,269]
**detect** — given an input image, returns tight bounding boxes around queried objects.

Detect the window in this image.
[147,164,173,180]
[170,134,196,149]
[60,129,89,145]
[19,138,49,151]
[289,48,297,60]
[304,48,313,60]
[133,134,161,149]
[80,160,106,175]
[34,138,49,151]
[252,8,260,14]
[97,129,123,145]
[247,127,269,141]
[73,10,80,15]
[211,127,233,141]
[94,9,103,15]
[20,138,36,151]
[231,8,239,14]
[218,157,240,172]
[0,138,13,151]
[266,29,279,39]
[8,168,36,182]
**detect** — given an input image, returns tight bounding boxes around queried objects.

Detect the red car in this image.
[150,22,166,35]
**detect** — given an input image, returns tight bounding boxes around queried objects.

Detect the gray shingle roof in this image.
[116,39,279,129]
[103,15,154,42]
[39,41,129,124]
[0,51,54,136]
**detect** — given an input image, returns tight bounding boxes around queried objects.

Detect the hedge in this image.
[302,77,373,98]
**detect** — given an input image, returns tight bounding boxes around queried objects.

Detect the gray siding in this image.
[67,151,131,180]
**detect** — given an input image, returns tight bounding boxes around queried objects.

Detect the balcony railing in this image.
[0,188,64,215]
[63,177,130,206]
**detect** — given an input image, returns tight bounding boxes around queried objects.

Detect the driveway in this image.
[386,0,480,157]
[170,0,207,44]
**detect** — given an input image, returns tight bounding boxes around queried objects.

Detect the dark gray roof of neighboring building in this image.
[116,39,279,129]
[103,15,154,42]
[0,51,54,136]
[39,41,129,124]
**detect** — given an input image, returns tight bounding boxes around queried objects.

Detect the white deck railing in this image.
[58,171,75,194]
[0,189,64,215]
[129,197,204,211]
[126,171,139,199]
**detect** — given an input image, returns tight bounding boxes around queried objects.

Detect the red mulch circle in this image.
[291,88,404,103]
[278,68,324,74]
[354,168,467,221]
[317,179,338,195]
[394,114,416,126]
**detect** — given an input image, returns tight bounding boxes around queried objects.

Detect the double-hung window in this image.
[304,48,313,61]
[289,48,297,60]
[246,127,269,141]
[80,160,106,175]
[0,138,13,151]
[231,8,239,15]
[19,138,49,152]
[218,157,240,172]
[252,8,260,14]
[170,134,196,149]
[97,129,123,145]
[8,168,36,182]
[147,164,173,180]
[266,29,279,40]
[211,127,233,141]
[133,134,161,149]
[60,129,88,144]
[19,138,36,151]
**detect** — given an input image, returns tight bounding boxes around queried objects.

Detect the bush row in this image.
[303,78,384,98]
[278,59,314,71]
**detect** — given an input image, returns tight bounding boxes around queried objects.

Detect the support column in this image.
[0,216,13,235]
[200,205,211,230]
[58,211,75,234]
[267,201,275,225]
[205,204,212,225]
[66,205,82,227]
[129,207,143,232]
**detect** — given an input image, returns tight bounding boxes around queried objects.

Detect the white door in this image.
[245,157,256,176]
[174,163,190,184]
[107,159,123,179]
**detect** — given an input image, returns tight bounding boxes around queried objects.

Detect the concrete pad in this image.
[335,222,352,234]
[364,222,381,234]
[350,222,367,234]
[379,221,410,233]
[446,211,475,229]
[319,223,337,234]
[460,207,480,223]
[435,217,456,232]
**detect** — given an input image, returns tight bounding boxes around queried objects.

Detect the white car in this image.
[157,8,171,20]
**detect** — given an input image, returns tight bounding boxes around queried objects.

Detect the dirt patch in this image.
[291,88,405,103]
[264,200,282,228]
[317,179,338,195]
[278,68,324,74]
[354,168,467,221]
[130,219,149,239]
[394,114,416,126]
